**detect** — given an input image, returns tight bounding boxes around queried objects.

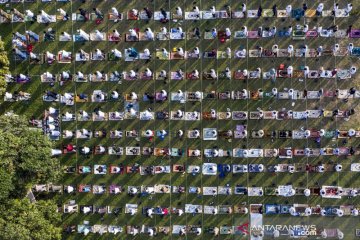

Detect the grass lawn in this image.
[1,0,360,239]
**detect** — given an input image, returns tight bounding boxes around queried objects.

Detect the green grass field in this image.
[1,0,360,239]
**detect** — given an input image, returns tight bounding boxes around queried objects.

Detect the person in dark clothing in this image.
[93,8,104,19]
[350,87,356,95]
[302,3,308,15]
[43,28,55,41]
[257,27,262,37]
[79,8,86,16]
[329,25,338,32]
[332,109,339,117]
[346,25,352,35]
[144,7,153,20]
[145,93,155,102]
[208,49,217,58]
[331,68,338,77]
[332,3,339,16]
[272,5,277,17]
[303,89,308,98]
[257,5,263,17]
[79,93,87,99]
[350,147,355,155]
[160,8,167,19]
[194,27,200,39]
[78,8,88,21]
[45,90,58,99]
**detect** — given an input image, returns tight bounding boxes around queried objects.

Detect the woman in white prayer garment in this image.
[129,208,136,215]
[303,24,309,33]
[112,29,120,38]
[350,66,357,75]
[287,65,293,77]
[82,146,90,154]
[77,29,90,41]
[40,10,51,23]
[210,69,217,79]
[242,26,248,36]
[226,47,231,57]
[145,68,152,77]
[210,6,216,17]
[177,47,184,57]
[193,6,200,15]
[144,130,154,137]
[176,110,183,118]
[95,30,104,40]
[145,28,154,40]
[143,48,151,58]
[177,27,183,34]
[129,108,137,116]
[333,43,340,54]
[159,70,167,78]
[287,45,294,56]
[95,71,103,80]
[226,108,231,119]
[193,129,200,138]
[95,49,103,59]
[80,110,89,119]
[176,7,182,16]
[97,110,105,118]
[48,107,56,114]
[63,93,73,100]
[129,70,136,79]
[63,130,73,138]
[225,28,231,37]
[111,7,119,17]
[161,48,169,58]
[45,72,53,79]
[193,47,200,55]
[272,44,278,56]
[160,27,167,34]
[111,90,119,99]
[62,71,70,79]
[57,8,68,19]
[193,149,201,156]
[50,130,60,137]
[64,112,74,120]
[130,91,138,100]
[160,89,167,98]
[98,146,105,153]
[286,5,292,16]
[303,66,309,77]
[77,71,84,80]
[18,74,27,81]
[225,67,231,79]
[348,43,354,53]
[177,90,184,98]
[25,9,35,19]
[178,129,183,137]
[46,51,55,60]
[210,109,216,119]
[129,28,137,38]
[112,49,122,59]
[61,50,71,59]
[192,69,199,79]
[29,52,39,62]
